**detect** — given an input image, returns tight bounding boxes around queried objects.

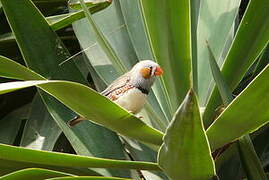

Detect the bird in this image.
[68,60,163,127]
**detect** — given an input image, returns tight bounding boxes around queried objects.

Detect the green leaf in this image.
[0,159,100,176]
[158,90,216,180]
[0,143,160,170]
[48,1,111,31]
[238,136,267,180]
[78,0,125,73]
[0,79,163,147]
[0,56,135,178]
[0,104,30,145]
[204,0,269,125]
[207,43,233,105]
[253,44,269,77]
[208,42,267,180]
[69,0,110,10]
[253,126,269,168]
[0,56,45,80]
[1,0,133,177]
[215,144,243,180]
[139,0,192,111]
[190,0,201,93]
[0,168,72,180]
[48,176,131,180]
[0,5,111,44]
[123,139,168,180]
[20,94,62,151]
[197,0,241,105]
[207,64,269,151]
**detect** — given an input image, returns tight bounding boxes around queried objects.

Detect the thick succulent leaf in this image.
[78,0,126,73]
[69,0,110,10]
[215,144,243,180]
[0,159,100,176]
[204,0,269,125]
[0,168,72,180]
[158,90,216,180]
[0,80,163,147]
[49,177,131,180]
[0,56,129,176]
[238,136,267,180]
[123,139,168,180]
[190,0,201,93]
[0,56,44,80]
[0,104,30,145]
[207,64,269,151]
[253,44,269,77]
[208,43,266,179]
[0,56,133,177]
[0,5,111,43]
[197,0,241,105]
[1,0,132,177]
[0,143,160,170]
[253,126,269,168]
[20,94,62,151]
[48,0,111,31]
[207,43,233,105]
[139,0,192,111]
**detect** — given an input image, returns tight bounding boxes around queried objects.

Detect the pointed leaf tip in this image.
[158,89,216,180]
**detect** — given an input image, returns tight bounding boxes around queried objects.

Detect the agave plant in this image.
[0,0,268,179]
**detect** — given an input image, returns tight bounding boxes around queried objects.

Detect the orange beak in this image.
[154,66,163,76]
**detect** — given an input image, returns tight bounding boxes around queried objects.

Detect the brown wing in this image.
[101,72,131,98]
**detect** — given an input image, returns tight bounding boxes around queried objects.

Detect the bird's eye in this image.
[140,67,151,79]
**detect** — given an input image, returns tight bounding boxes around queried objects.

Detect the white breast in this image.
[114,88,147,114]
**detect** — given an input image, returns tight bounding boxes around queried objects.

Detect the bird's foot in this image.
[127,111,143,119]
[128,110,134,114]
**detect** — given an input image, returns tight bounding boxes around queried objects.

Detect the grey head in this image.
[129,60,163,92]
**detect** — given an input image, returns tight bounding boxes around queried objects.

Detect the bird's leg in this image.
[128,111,143,119]
[68,116,87,127]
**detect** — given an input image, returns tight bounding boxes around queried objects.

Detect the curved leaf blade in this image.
[158,90,216,180]
[197,0,241,105]
[48,0,111,31]
[0,80,163,147]
[49,176,131,180]
[0,104,30,145]
[1,0,133,177]
[20,94,62,151]
[0,143,160,171]
[204,0,269,125]
[238,136,267,180]
[0,159,100,176]
[0,168,72,180]
[208,43,267,179]
[0,56,45,80]
[207,65,269,151]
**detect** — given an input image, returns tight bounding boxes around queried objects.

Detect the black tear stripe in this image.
[149,66,153,76]
[137,86,149,95]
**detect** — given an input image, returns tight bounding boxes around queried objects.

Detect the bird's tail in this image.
[68,116,86,127]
